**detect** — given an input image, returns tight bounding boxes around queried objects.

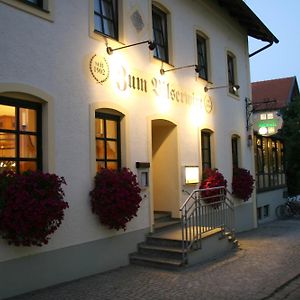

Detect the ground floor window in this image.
[201,130,212,172]
[0,97,42,173]
[95,111,121,171]
[254,134,285,191]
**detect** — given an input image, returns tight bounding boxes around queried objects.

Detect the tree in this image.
[279,95,300,195]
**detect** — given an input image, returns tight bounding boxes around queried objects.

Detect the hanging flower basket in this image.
[0,171,68,247]
[199,168,227,206]
[232,167,255,201]
[90,168,142,231]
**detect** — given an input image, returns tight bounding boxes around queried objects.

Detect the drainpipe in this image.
[249,41,273,58]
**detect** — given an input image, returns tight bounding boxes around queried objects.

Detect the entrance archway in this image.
[151,119,180,218]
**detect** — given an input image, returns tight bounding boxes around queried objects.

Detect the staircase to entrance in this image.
[129,187,237,269]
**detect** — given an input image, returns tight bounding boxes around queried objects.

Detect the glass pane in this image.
[106,120,117,138]
[20,135,37,158]
[19,108,36,132]
[20,161,37,173]
[95,118,104,138]
[0,133,16,157]
[0,105,16,130]
[0,160,16,173]
[103,19,115,36]
[107,141,117,159]
[94,15,102,31]
[107,161,118,170]
[94,0,100,13]
[102,1,113,18]
[96,161,105,172]
[96,140,105,159]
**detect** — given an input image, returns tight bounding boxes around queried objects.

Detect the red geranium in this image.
[0,171,68,246]
[90,168,142,231]
[199,168,227,205]
[232,168,254,201]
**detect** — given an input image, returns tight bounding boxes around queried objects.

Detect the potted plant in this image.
[232,167,255,201]
[90,168,142,231]
[0,171,68,246]
[199,168,227,206]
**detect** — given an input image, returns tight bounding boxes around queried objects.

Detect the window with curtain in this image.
[0,97,42,174]
[95,112,121,171]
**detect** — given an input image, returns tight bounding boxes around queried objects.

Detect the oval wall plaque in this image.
[89,54,109,84]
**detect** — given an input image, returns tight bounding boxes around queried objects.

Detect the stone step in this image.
[153,219,181,231]
[129,253,185,270]
[154,211,172,222]
[146,236,184,248]
[138,242,186,260]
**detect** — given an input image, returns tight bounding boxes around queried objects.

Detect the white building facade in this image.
[0,0,278,298]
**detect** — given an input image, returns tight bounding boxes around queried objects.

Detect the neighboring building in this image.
[251,76,299,223]
[0,0,278,297]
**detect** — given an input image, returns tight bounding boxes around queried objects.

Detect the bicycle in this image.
[275,196,300,219]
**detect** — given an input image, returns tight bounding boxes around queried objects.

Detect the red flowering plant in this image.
[0,171,68,247]
[199,168,227,206]
[90,168,142,231]
[232,167,255,201]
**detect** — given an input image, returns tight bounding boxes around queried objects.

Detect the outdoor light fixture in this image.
[204,84,240,93]
[106,40,156,55]
[160,64,199,75]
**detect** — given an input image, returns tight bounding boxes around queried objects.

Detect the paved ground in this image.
[8,218,300,300]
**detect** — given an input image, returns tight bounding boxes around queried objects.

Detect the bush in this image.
[0,171,68,246]
[90,168,142,231]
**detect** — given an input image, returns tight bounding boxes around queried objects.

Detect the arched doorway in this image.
[151,119,180,218]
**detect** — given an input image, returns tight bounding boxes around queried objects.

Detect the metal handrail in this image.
[180,186,235,263]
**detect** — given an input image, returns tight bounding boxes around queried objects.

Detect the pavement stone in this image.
[6,218,300,300]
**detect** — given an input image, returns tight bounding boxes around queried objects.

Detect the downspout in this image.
[249,41,273,58]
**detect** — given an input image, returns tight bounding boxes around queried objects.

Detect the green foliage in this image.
[280,95,300,195]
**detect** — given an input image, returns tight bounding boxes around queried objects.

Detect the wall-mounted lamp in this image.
[160,64,199,75]
[204,84,240,93]
[106,40,156,55]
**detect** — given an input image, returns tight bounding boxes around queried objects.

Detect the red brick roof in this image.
[251,77,297,111]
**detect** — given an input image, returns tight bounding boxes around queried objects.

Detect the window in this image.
[196,34,208,81]
[263,205,269,218]
[152,5,168,63]
[227,53,238,95]
[22,0,43,8]
[254,134,286,191]
[201,130,212,172]
[94,0,118,39]
[231,135,239,169]
[95,112,121,171]
[0,98,42,174]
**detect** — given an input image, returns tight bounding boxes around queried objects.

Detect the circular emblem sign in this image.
[204,94,213,113]
[89,54,109,84]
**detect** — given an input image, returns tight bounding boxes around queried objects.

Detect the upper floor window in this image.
[201,130,212,172]
[227,53,238,95]
[0,97,42,174]
[197,34,208,81]
[95,112,121,171]
[94,0,118,39]
[22,0,43,8]
[231,135,239,169]
[152,5,169,63]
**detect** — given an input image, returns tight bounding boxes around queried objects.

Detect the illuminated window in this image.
[95,112,121,171]
[196,33,208,81]
[94,0,118,39]
[201,130,212,171]
[152,5,169,63]
[260,113,267,120]
[0,98,42,174]
[227,52,238,95]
